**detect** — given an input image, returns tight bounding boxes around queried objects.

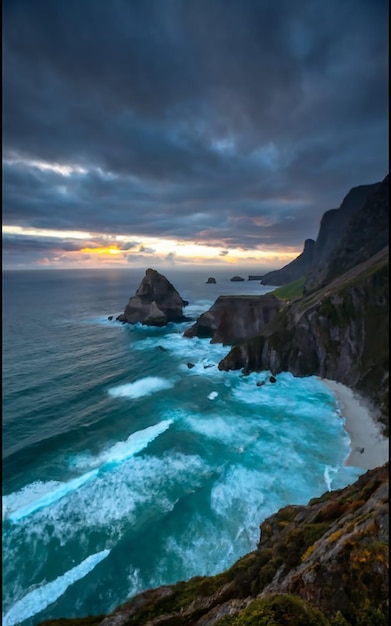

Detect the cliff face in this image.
[184,295,281,344]
[260,238,315,286]
[259,178,384,292]
[38,463,389,626]
[219,247,389,428]
[306,175,389,292]
[304,179,384,292]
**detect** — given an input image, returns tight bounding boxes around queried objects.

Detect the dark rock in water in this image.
[108,315,113,321]
[158,345,168,351]
[121,268,188,326]
[256,380,265,387]
[269,376,277,383]
[187,362,195,369]
[116,313,126,322]
[184,295,281,345]
[206,277,216,284]
[230,275,245,281]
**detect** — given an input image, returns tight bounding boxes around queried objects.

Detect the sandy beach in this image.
[321,378,389,470]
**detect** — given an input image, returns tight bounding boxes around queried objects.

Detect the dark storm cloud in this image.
[2,0,388,261]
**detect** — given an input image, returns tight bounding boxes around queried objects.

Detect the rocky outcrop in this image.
[260,238,315,286]
[184,295,281,344]
[230,275,245,281]
[38,463,389,626]
[304,180,383,292]
[257,178,384,291]
[305,175,388,292]
[219,246,389,428]
[206,277,216,284]
[119,268,188,326]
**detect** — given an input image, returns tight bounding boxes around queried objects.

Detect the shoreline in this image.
[321,378,389,470]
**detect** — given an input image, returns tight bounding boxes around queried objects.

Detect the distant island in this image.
[230,275,245,281]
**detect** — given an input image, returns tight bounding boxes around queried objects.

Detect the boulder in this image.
[122,268,188,326]
[206,277,216,284]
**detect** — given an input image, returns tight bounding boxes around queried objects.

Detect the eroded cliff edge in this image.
[219,246,389,432]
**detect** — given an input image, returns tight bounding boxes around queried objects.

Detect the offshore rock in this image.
[184,294,281,345]
[206,277,216,284]
[230,275,245,281]
[122,268,188,326]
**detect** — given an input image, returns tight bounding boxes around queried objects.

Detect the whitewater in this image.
[2,268,364,626]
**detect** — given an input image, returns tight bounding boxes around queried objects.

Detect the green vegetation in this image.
[269,276,306,301]
[214,594,330,625]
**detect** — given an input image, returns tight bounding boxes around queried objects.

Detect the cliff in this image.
[260,238,315,286]
[219,246,389,430]
[259,178,384,291]
[38,463,389,625]
[184,295,281,344]
[305,175,388,292]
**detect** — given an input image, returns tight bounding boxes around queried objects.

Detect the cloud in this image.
[2,0,388,268]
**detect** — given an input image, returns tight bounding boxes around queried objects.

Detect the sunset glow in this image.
[3,224,300,269]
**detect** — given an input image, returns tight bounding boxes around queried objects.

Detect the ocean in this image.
[2,267,363,626]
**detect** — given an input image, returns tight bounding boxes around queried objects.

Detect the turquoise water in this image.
[2,268,363,626]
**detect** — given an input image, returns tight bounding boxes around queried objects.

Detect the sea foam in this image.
[73,419,174,469]
[108,376,174,399]
[2,549,110,626]
[4,420,174,523]
[3,471,98,522]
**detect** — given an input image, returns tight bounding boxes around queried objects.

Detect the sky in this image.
[2,0,388,271]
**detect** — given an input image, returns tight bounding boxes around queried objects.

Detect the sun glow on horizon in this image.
[3,224,301,269]
[81,246,122,255]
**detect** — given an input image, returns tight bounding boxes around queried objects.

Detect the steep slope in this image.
[38,463,389,626]
[306,175,389,291]
[259,238,315,286]
[259,179,382,291]
[304,180,383,292]
[219,246,389,429]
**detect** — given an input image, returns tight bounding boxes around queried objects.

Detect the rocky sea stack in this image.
[116,268,188,326]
